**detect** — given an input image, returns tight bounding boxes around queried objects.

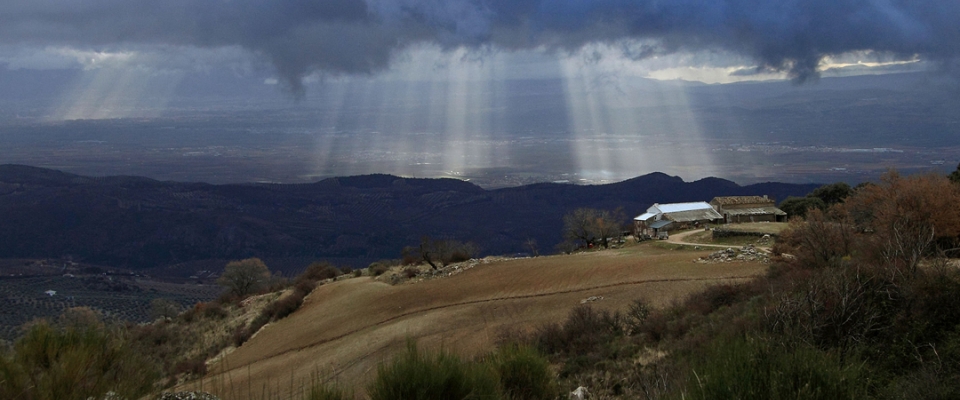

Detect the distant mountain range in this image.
[0,165,819,276]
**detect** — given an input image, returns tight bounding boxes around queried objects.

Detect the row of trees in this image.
[778,171,960,273]
[561,207,628,250]
[403,237,478,269]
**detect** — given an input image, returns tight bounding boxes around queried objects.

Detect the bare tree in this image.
[417,236,477,269]
[563,208,624,249]
[418,236,441,269]
[524,238,539,257]
[778,209,856,269]
[563,208,598,247]
[217,258,271,297]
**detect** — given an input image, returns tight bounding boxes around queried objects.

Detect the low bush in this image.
[367,342,501,400]
[294,280,318,295]
[299,262,342,282]
[353,269,363,277]
[0,320,158,400]
[489,344,557,400]
[448,249,473,264]
[403,266,420,278]
[172,355,207,378]
[307,382,351,400]
[684,338,869,400]
[200,302,229,320]
[370,264,390,276]
[265,293,303,321]
[537,305,615,357]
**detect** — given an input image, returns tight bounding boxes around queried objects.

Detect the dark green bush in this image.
[299,261,342,282]
[307,382,351,400]
[370,264,390,276]
[200,302,229,319]
[0,320,158,400]
[404,266,420,278]
[684,338,869,400]
[489,344,557,400]
[368,342,501,400]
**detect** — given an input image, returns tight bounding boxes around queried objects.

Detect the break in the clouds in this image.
[1,0,958,93]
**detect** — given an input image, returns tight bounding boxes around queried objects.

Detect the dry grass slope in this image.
[190,243,766,399]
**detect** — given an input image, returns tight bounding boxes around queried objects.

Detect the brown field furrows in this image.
[217,274,753,375]
[194,247,764,398]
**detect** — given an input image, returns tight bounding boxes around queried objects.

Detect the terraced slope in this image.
[192,243,766,399]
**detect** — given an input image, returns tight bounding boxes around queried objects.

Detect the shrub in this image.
[0,320,158,400]
[684,338,869,400]
[265,293,303,321]
[353,269,363,277]
[683,283,756,316]
[403,267,420,279]
[339,266,353,275]
[625,298,651,335]
[294,280,318,295]
[218,258,272,298]
[307,382,350,400]
[367,342,501,400]
[299,262,341,282]
[370,264,390,276]
[490,344,557,400]
[173,356,208,377]
[448,249,473,264]
[401,247,421,265]
[231,325,251,348]
[200,302,229,320]
[537,305,613,356]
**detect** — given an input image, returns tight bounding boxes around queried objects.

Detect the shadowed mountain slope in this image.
[0,165,817,274]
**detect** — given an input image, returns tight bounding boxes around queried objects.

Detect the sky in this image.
[1,0,957,95]
[1,1,958,185]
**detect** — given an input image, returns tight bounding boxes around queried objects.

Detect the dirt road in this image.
[665,229,772,252]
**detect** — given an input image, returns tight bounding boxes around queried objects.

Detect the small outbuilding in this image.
[634,202,723,238]
[710,195,787,223]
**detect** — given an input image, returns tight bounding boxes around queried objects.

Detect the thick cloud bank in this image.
[2,0,957,93]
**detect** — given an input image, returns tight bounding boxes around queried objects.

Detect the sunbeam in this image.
[560,46,718,183]
[49,63,182,121]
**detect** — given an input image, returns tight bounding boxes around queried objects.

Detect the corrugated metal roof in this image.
[634,212,657,221]
[711,196,774,205]
[652,201,715,214]
[724,206,787,216]
[664,208,723,222]
[650,220,673,229]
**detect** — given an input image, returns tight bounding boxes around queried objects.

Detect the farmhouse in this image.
[634,202,723,238]
[710,195,787,223]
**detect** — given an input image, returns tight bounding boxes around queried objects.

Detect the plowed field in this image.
[192,243,766,399]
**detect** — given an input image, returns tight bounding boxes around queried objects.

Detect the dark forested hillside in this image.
[0,165,818,274]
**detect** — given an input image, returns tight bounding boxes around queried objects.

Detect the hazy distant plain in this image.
[2,72,957,187]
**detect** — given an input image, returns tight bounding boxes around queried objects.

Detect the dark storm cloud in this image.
[2,0,958,91]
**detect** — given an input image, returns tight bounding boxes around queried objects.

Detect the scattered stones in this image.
[157,392,220,400]
[756,234,773,245]
[570,386,590,400]
[580,296,604,304]
[696,245,769,263]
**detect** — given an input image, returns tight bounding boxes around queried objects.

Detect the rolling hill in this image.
[189,242,767,398]
[0,164,818,275]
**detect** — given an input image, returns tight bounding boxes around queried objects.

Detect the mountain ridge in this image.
[0,164,819,275]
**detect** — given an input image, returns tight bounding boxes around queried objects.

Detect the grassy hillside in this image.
[187,242,766,398]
